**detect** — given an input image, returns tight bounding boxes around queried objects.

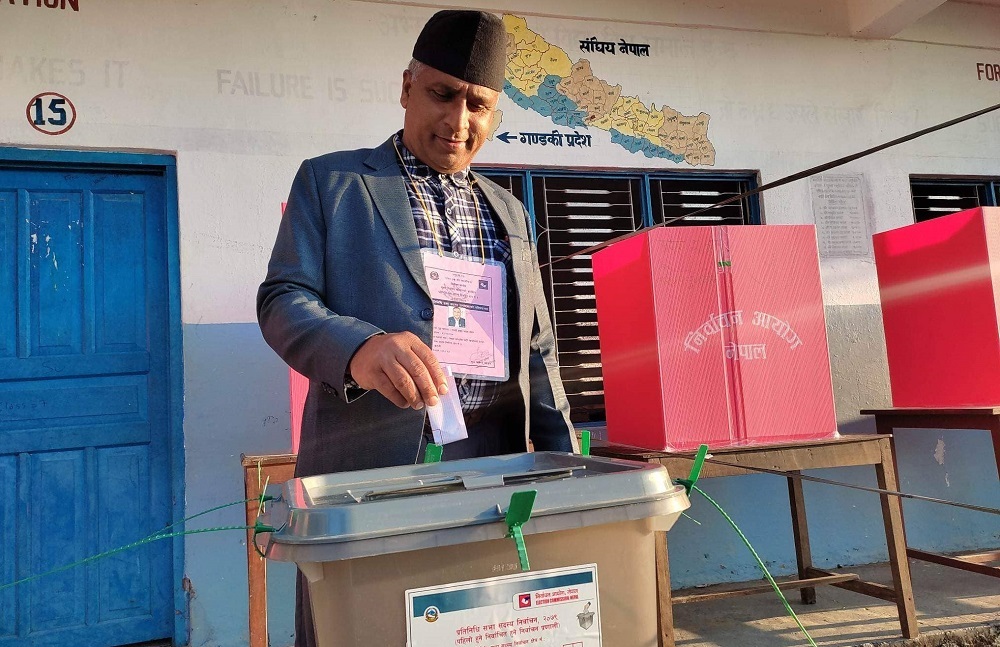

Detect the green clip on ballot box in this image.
[264,452,690,647]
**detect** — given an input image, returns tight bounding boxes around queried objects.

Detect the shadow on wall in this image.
[825,304,890,435]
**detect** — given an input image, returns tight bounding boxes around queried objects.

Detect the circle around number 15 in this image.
[26,92,77,136]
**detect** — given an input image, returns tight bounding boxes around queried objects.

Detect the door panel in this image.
[29,450,88,634]
[28,191,85,357]
[98,446,153,622]
[94,192,146,353]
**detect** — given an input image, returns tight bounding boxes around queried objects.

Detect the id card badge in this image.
[421,248,509,381]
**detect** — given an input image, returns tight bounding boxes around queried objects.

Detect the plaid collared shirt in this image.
[394,133,513,413]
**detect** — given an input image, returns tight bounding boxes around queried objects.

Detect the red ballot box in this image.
[592,225,838,451]
[874,207,1000,407]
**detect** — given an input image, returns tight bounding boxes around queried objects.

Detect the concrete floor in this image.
[671,559,999,647]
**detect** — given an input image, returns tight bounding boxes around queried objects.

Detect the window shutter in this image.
[652,177,755,226]
[910,180,988,223]
[532,176,644,421]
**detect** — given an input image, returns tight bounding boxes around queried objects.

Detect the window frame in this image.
[909,174,1000,223]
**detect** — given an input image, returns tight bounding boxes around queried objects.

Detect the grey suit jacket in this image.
[257,136,576,477]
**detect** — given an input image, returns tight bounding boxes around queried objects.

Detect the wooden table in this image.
[593,435,918,647]
[861,407,1000,578]
[242,453,298,647]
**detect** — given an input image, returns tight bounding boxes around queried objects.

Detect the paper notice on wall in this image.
[809,174,872,258]
[405,564,601,647]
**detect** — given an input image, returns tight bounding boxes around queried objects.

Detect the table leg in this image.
[875,440,919,638]
[245,471,268,647]
[787,472,816,605]
[655,530,675,647]
[875,420,912,547]
[247,539,268,647]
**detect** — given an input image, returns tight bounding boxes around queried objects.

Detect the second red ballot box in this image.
[874,207,1000,407]
[592,225,838,451]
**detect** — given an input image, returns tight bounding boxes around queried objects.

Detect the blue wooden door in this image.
[0,159,176,646]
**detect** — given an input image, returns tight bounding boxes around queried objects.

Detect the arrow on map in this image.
[496,131,516,144]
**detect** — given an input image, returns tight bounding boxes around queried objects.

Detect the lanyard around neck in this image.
[392,138,487,264]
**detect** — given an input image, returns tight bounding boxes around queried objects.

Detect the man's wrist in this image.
[344,331,384,391]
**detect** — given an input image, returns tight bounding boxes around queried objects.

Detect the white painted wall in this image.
[2,1,1000,645]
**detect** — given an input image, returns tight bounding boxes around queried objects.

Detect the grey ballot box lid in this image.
[264,451,690,563]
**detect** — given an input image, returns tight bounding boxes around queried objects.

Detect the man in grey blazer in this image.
[257,10,576,646]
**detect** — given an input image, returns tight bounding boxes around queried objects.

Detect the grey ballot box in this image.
[265,451,689,647]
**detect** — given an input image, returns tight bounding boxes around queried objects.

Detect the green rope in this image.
[156,496,263,537]
[0,496,275,592]
[0,525,253,592]
[112,495,273,564]
[690,484,818,647]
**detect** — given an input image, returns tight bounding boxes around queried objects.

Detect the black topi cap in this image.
[412,10,507,92]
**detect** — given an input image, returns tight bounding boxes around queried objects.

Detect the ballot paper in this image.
[426,367,468,445]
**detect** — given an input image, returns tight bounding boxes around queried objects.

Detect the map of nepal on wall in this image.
[500,15,716,166]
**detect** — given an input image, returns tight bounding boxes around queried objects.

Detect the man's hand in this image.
[348,332,448,409]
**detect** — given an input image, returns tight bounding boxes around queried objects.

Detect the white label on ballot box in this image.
[405,564,601,647]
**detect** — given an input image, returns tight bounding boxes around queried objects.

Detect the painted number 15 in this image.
[26,92,77,135]
[32,96,67,126]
